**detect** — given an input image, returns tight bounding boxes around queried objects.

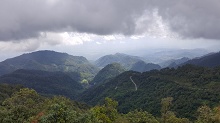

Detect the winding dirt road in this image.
[130,76,137,91]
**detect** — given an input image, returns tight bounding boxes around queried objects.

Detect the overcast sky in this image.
[0,0,220,61]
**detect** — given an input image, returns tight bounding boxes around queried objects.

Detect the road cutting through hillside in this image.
[130,76,137,91]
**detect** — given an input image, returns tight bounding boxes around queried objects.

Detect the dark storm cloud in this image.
[0,0,148,41]
[153,0,220,40]
[0,0,220,41]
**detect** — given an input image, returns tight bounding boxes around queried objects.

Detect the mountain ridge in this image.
[91,63,126,85]
[0,50,99,81]
[130,61,161,72]
[181,51,220,67]
[95,53,145,69]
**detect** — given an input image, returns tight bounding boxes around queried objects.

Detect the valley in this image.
[1,1,219,122]
[0,50,220,122]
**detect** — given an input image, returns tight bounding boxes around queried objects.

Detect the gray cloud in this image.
[153,0,220,40]
[0,0,220,41]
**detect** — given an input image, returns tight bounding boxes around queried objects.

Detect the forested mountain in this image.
[182,51,220,67]
[0,69,84,99]
[130,61,161,72]
[1,50,220,122]
[0,50,99,79]
[95,53,144,69]
[90,63,126,85]
[159,57,190,68]
[78,65,220,119]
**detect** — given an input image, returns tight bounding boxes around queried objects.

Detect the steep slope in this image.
[130,61,161,72]
[78,65,220,119]
[0,50,99,78]
[0,69,84,99]
[90,63,126,85]
[182,51,220,67]
[95,53,143,69]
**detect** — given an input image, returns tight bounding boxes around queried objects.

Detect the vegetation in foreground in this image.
[1,88,220,123]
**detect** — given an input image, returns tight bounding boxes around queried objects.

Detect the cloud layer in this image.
[0,0,220,41]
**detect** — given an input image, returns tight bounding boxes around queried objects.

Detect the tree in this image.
[195,105,220,123]
[39,102,78,123]
[125,109,159,123]
[161,97,173,123]
[1,88,44,123]
[161,97,189,123]
[91,97,119,123]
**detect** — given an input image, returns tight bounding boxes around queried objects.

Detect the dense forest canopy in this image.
[1,88,220,123]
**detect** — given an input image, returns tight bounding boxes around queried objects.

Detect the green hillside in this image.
[0,69,84,99]
[95,53,144,69]
[130,61,161,72]
[0,50,99,81]
[78,64,220,119]
[91,63,126,85]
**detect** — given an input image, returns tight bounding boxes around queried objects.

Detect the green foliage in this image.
[160,97,190,123]
[0,88,44,123]
[40,102,78,123]
[125,109,159,123]
[1,63,220,122]
[161,97,173,123]
[0,83,22,103]
[196,105,213,123]
[195,105,220,123]
[0,69,84,99]
[91,97,119,123]
[0,87,220,123]
[0,50,99,82]
[79,65,220,120]
[0,88,90,123]
[91,63,126,85]
[164,112,190,123]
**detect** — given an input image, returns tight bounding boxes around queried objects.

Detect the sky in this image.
[0,0,220,61]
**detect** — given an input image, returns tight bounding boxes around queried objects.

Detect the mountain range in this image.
[143,48,208,63]
[159,57,190,68]
[95,53,145,69]
[0,50,220,120]
[78,64,220,119]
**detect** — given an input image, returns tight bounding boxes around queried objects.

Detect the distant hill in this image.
[95,53,143,69]
[90,63,126,85]
[130,61,161,72]
[78,65,220,119]
[159,57,190,68]
[0,50,99,81]
[0,69,84,99]
[182,51,220,67]
[143,49,208,63]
